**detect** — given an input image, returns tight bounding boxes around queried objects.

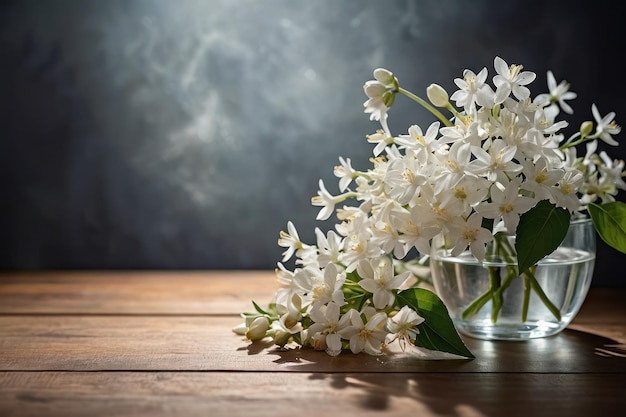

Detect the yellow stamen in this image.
[500,203,514,213]
[509,64,523,79]
[463,229,478,241]
[454,187,467,200]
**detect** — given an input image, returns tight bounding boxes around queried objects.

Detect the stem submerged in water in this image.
[461,234,562,323]
[526,268,561,321]
[489,266,502,323]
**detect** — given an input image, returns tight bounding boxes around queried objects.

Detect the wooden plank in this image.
[1,271,624,322]
[1,316,624,373]
[573,287,626,324]
[1,371,624,417]
[0,271,276,315]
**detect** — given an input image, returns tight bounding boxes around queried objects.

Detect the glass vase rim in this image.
[570,214,592,225]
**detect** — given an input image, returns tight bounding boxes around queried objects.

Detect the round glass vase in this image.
[430,217,596,341]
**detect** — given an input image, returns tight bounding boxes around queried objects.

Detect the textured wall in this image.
[1,0,625,285]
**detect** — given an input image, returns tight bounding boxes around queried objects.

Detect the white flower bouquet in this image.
[234,56,626,358]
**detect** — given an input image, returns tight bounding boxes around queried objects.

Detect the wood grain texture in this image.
[0,270,274,315]
[1,372,624,417]
[1,315,624,373]
[1,271,624,320]
[0,271,625,417]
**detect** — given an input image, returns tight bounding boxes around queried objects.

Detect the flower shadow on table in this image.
[243,328,625,416]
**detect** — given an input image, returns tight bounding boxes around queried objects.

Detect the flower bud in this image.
[427,83,449,107]
[232,322,247,336]
[363,81,387,98]
[268,321,291,346]
[364,81,387,99]
[373,68,395,86]
[311,333,327,351]
[280,310,301,330]
[245,316,270,341]
[580,121,593,136]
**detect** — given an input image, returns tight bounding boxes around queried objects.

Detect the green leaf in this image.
[588,201,626,254]
[397,288,474,358]
[252,301,269,315]
[515,200,571,274]
[345,270,361,283]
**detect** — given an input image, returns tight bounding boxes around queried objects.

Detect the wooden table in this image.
[0,271,625,417]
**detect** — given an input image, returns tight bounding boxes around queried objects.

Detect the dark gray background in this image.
[1,0,625,286]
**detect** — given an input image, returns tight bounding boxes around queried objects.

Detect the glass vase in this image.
[430,217,596,340]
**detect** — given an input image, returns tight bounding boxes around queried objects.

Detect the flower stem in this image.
[398,87,453,127]
[526,269,562,321]
[492,268,516,320]
[522,275,531,322]
[488,267,502,323]
[461,287,493,319]
[461,233,562,324]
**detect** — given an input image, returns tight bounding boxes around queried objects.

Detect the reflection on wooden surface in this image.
[1,271,625,416]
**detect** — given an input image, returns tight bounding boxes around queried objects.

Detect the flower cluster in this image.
[234,56,626,358]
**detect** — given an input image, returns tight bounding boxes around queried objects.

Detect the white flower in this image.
[338,307,388,355]
[357,258,411,309]
[439,119,483,147]
[370,219,407,258]
[384,156,428,205]
[433,141,474,195]
[446,213,494,260]
[395,122,442,164]
[274,262,294,286]
[363,80,390,122]
[311,179,353,221]
[450,67,494,112]
[531,107,569,135]
[339,217,382,272]
[534,70,577,115]
[314,228,344,266]
[334,157,356,191]
[363,69,397,124]
[554,169,585,212]
[307,302,353,356]
[275,290,304,331]
[268,319,295,346]
[277,221,304,262]
[367,129,395,157]
[392,205,440,256]
[386,305,425,351]
[475,177,536,232]
[598,151,626,192]
[592,104,621,146]
[578,143,626,204]
[293,263,346,309]
[492,56,536,104]
[520,156,564,201]
[468,139,523,183]
[438,175,490,216]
